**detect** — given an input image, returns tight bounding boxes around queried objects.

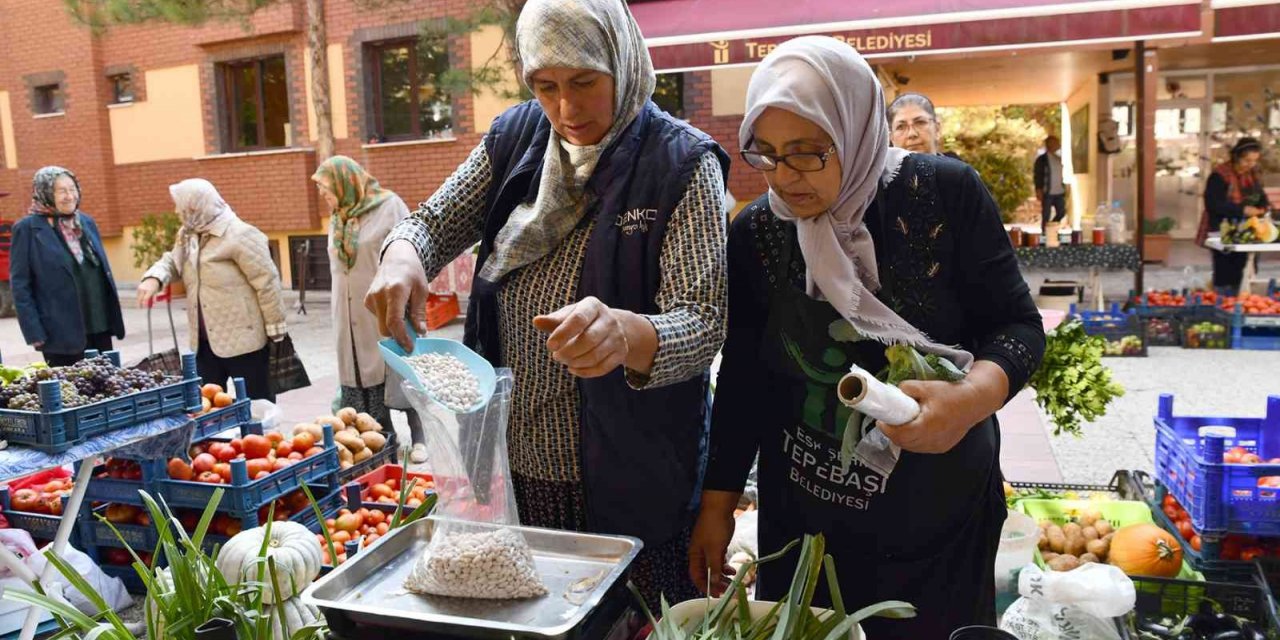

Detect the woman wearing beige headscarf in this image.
[313,156,428,463]
[138,179,287,401]
[366,0,729,608]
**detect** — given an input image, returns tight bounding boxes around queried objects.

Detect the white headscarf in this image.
[169,178,236,236]
[740,37,972,368]
[478,0,655,282]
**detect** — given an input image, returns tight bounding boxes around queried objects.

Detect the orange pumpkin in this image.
[1108,523,1182,578]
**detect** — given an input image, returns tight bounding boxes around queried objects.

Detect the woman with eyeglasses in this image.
[11,166,126,366]
[888,92,961,161]
[688,38,1044,637]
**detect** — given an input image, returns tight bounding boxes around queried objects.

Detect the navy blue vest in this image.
[465,100,730,546]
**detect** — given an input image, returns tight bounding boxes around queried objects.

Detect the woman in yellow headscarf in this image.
[313,156,426,462]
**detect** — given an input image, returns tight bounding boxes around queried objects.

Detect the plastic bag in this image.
[401,369,547,599]
[999,563,1135,640]
[26,542,134,614]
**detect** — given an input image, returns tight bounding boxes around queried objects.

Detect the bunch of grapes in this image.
[0,357,179,411]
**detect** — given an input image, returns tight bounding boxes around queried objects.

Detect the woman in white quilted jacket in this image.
[136,178,287,401]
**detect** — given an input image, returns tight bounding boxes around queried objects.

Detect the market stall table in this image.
[1014,244,1141,311]
[1203,236,1280,293]
[0,414,193,640]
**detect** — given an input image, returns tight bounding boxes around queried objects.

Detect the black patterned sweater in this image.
[705,154,1045,555]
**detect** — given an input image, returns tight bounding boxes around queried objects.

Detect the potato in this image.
[1047,526,1067,554]
[340,460,353,470]
[1080,507,1102,528]
[1039,520,1052,530]
[1047,555,1081,572]
[1065,533,1088,557]
[360,431,387,452]
[355,413,382,434]
[1086,538,1110,560]
[1037,530,1050,551]
[1041,551,1059,562]
[1082,526,1099,542]
[292,422,315,435]
[1079,553,1100,564]
[1094,520,1114,537]
[334,430,366,453]
[315,416,345,433]
[1062,522,1082,538]
[336,407,358,426]
[353,447,373,463]
[338,446,354,465]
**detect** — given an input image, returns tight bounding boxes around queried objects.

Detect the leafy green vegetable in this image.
[0,362,45,386]
[1027,319,1125,437]
[636,534,915,639]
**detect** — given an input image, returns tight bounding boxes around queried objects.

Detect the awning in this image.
[1213,0,1280,42]
[630,0,1204,72]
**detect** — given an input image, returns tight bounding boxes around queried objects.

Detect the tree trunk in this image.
[307,0,335,161]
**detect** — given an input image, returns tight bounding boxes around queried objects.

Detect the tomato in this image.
[192,453,217,475]
[304,447,323,458]
[335,513,362,532]
[245,458,272,479]
[266,431,284,445]
[366,509,387,525]
[376,522,389,535]
[241,435,273,459]
[228,438,243,455]
[213,462,232,483]
[275,442,293,458]
[1162,494,1177,509]
[369,483,395,500]
[44,495,63,516]
[209,443,237,463]
[196,471,223,484]
[104,548,131,566]
[1163,505,1180,521]
[363,533,380,548]
[331,530,352,544]
[1225,447,1247,464]
[167,458,194,481]
[105,503,140,524]
[1242,546,1266,562]
[1243,453,1262,464]
[292,432,316,453]
[10,488,41,512]
[288,452,303,461]
[1190,535,1202,552]
[1176,519,1195,541]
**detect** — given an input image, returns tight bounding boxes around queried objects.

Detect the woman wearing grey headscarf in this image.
[367,0,729,608]
[691,38,1044,636]
[10,166,125,366]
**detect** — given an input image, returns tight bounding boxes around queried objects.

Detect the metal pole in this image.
[1135,42,1158,295]
[18,456,99,640]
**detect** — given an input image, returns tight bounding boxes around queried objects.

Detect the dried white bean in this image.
[405,353,482,412]
[404,528,547,599]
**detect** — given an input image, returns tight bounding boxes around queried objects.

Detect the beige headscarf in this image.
[170,178,237,237]
[741,37,972,368]
[478,0,655,282]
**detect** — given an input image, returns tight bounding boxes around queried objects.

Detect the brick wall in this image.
[683,71,767,207]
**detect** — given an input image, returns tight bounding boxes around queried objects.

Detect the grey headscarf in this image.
[740,37,972,368]
[478,0,656,281]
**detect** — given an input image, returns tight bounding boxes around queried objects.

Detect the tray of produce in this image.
[303,516,641,639]
[0,352,200,452]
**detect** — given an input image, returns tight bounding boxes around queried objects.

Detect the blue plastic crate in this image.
[1069,303,1147,356]
[191,378,252,441]
[0,352,201,453]
[1154,393,1280,535]
[1230,306,1280,350]
[1183,307,1234,349]
[82,503,157,551]
[99,562,148,594]
[151,425,341,527]
[0,488,71,544]
[337,429,398,483]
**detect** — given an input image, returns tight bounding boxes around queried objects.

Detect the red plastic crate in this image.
[425,294,460,330]
[352,463,434,504]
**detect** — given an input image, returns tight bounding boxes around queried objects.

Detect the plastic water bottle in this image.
[1108,200,1127,243]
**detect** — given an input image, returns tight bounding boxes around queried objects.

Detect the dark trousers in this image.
[196,339,274,402]
[1040,193,1067,232]
[45,332,114,367]
[1212,250,1251,293]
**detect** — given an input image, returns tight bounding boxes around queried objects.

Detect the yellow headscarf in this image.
[312,155,393,271]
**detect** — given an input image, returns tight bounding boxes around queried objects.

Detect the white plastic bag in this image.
[999,563,1134,640]
[251,399,281,430]
[25,543,133,615]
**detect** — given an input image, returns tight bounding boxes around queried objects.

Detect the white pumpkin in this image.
[263,596,322,640]
[216,521,322,604]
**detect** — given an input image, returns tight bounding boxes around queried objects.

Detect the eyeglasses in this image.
[740,145,838,172]
[892,117,935,135]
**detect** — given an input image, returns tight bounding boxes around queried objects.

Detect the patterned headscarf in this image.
[169,179,236,237]
[478,0,656,281]
[312,155,393,271]
[740,37,971,368]
[29,166,94,266]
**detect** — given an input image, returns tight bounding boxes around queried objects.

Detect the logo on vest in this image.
[616,208,658,236]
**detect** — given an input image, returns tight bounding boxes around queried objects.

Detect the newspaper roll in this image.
[837,365,921,479]
[837,366,920,425]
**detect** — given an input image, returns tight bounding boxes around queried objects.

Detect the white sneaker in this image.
[410,442,428,464]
